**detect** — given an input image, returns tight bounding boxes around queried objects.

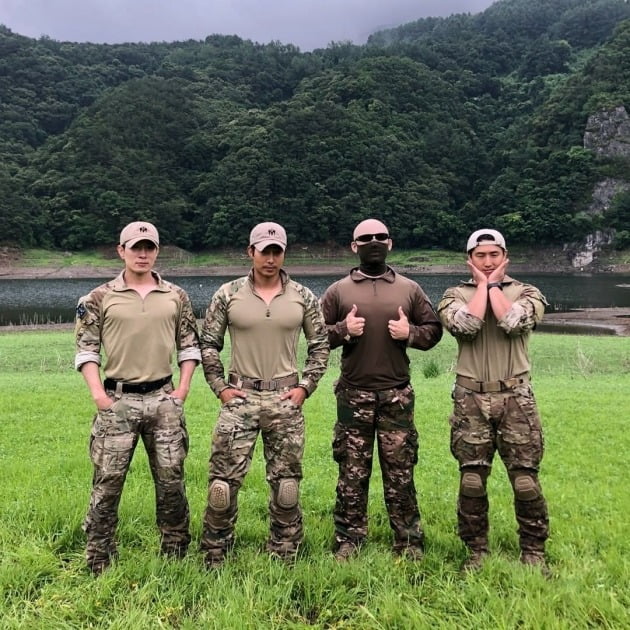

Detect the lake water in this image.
[1,272,629,326]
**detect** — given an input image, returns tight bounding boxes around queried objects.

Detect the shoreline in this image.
[1,261,630,280]
[1,263,629,336]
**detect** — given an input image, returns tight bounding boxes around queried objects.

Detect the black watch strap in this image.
[487,282,503,291]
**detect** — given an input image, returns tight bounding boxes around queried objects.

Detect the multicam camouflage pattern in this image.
[450,383,549,551]
[75,270,201,372]
[84,383,191,566]
[200,390,305,554]
[332,383,424,550]
[438,276,546,340]
[200,270,328,397]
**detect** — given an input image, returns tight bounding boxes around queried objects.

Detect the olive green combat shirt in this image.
[74,271,201,382]
[200,270,329,397]
[437,275,547,382]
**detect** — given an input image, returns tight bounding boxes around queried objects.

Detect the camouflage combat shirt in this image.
[200,269,329,397]
[437,275,547,382]
[75,270,201,382]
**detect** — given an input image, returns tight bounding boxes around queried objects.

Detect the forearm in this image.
[488,285,512,320]
[466,283,489,319]
[175,359,197,397]
[80,362,111,408]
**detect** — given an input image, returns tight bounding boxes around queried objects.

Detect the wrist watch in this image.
[487,282,503,291]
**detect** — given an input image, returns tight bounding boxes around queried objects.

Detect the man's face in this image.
[468,244,507,277]
[117,240,158,275]
[249,244,285,278]
[352,231,391,266]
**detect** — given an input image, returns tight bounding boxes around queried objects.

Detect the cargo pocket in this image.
[332,427,348,464]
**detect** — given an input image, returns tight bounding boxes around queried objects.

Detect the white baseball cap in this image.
[466,229,506,253]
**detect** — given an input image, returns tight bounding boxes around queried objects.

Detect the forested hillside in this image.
[1,0,629,251]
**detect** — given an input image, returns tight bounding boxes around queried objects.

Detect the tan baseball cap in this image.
[249,222,287,251]
[466,229,506,253]
[119,221,159,248]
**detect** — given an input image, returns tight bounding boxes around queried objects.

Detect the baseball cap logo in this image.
[140,226,148,233]
[268,229,276,236]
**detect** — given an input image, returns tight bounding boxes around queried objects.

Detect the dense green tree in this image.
[0,0,628,249]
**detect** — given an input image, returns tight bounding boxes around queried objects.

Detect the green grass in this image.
[0,331,629,628]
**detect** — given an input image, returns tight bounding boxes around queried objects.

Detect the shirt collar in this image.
[349,266,396,283]
[112,270,168,291]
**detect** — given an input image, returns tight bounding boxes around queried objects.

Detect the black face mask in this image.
[357,241,388,275]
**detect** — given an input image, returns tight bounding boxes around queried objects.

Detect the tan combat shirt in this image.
[200,269,329,397]
[75,271,201,382]
[437,275,547,382]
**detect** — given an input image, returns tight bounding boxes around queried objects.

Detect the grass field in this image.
[0,330,629,628]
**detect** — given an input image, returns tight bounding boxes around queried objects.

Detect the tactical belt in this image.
[228,373,299,391]
[455,375,529,393]
[103,375,172,394]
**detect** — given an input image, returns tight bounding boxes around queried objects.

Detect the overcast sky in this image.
[0,0,495,51]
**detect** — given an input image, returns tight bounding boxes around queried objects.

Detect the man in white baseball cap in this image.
[437,228,550,575]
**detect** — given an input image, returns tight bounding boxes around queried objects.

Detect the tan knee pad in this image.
[513,474,540,501]
[276,478,299,510]
[209,480,230,512]
[460,471,486,498]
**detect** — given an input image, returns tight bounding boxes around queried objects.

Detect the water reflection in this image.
[0,272,629,326]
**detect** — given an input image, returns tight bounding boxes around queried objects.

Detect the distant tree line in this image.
[0,0,629,251]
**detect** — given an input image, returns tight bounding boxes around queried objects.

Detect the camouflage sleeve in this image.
[407,285,443,350]
[200,286,230,397]
[74,285,106,371]
[498,284,548,336]
[320,282,351,349]
[299,286,330,396]
[175,287,201,364]
[437,287,484,341]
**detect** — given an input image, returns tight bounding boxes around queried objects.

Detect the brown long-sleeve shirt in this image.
[320,267,442,390]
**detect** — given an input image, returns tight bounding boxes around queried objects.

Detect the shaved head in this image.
[353,219,389,240]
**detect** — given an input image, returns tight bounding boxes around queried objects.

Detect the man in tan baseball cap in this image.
[75,219,200,574]
[199,221,329,567]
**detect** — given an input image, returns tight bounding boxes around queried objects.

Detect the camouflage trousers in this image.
[200,390,305,555]
[332,383,423,551]
[450,383,549,552]
[83,384,190,566]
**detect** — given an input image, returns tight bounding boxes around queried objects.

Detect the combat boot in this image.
[203,548,226,569]
[334,541,360,562]
[520,550,551,577]
[267,540,299,563]
[461,548,488,572]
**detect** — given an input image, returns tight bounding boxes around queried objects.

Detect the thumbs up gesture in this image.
[345,303,365,336]
[388,306,410,340]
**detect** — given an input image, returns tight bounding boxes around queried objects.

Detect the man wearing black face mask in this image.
[320,219,442,561]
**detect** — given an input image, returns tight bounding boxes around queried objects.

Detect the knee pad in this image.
[276,478,299,510]
[460,471,486,498]
[209,480,230,512]
[513,474,540,501]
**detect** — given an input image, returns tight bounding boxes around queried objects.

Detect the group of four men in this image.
[74,219,549,575]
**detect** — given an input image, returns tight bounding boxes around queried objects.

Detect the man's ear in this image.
[387,239,393,251]
[117,244,125,260]
[351,241,358,254]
